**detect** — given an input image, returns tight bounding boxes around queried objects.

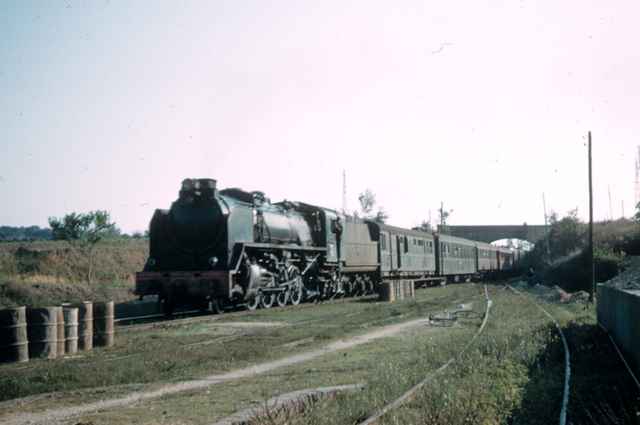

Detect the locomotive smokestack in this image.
[198,178,217,199]
[198,178,217,191]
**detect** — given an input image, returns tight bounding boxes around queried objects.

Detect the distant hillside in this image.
[0,226,52,241]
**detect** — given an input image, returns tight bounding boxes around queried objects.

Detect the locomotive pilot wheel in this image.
[211,298,224,314]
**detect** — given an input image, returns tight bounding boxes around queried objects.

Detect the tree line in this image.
[0,226,52,241]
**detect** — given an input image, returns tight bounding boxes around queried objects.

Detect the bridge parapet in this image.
[441,224,550,243]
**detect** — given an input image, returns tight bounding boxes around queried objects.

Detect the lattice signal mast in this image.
[342,169,347,215]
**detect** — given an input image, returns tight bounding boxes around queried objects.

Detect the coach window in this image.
[404,236,409,253]
[381,234,387,251]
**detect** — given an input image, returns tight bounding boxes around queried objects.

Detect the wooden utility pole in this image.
[608,185,613,221]
[542,193,551,262]
[588,132,595,302]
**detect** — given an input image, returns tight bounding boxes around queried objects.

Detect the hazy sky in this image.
[1,0,638,233]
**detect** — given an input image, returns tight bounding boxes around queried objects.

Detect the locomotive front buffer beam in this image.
[134,270,234,301]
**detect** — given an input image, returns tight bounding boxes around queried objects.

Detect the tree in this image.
[547,208,584,258]
[356,189,388,224]
[0,226,52,241]
[373,208,389,224]
[48,211,117,283]
[438,202,453,232]
[358,189,376,216]
[413,220,432,232]
[635,202,640,223]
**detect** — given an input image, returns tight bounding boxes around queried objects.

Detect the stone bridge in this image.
[440,224,550,243]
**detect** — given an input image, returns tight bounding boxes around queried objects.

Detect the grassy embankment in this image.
[0,239,147,308]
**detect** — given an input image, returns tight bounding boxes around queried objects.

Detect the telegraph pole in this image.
[608,185,613,221]
[636,147,640,207]
[542,193,551,262]
[588,132,595,302]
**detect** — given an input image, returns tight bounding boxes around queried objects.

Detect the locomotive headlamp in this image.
[208,256,219,267]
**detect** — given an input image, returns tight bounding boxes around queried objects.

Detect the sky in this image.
[1,0,638,233]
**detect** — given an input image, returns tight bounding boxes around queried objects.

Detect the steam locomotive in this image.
[135,178,516,314]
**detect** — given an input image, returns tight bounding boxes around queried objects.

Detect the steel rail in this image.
[597,323,640,391]
[116,286,460,332]
[115,293,381,329]
[508,285,570,425]
[358,284,493,425]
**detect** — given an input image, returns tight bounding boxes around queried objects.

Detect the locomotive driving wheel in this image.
[276,288,289,307]
[261,292,275,309]
[288,267,303,306]
[246,293,261,311]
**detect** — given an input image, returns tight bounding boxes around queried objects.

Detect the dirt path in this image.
[211,384,365,425]
[1,317,433,425]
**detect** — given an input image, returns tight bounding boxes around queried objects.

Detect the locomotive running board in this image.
[240,243,327,252]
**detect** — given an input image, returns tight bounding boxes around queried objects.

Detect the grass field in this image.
[1,283,638,425]
[0,284,480,407]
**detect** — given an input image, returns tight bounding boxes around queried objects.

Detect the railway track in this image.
[598,324,640,391]
[358,284,493,425]
[507,284,570,425]
[115,292,380,331]
[116,280,477,332]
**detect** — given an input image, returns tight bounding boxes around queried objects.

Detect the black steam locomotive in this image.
[135,178,515,314]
